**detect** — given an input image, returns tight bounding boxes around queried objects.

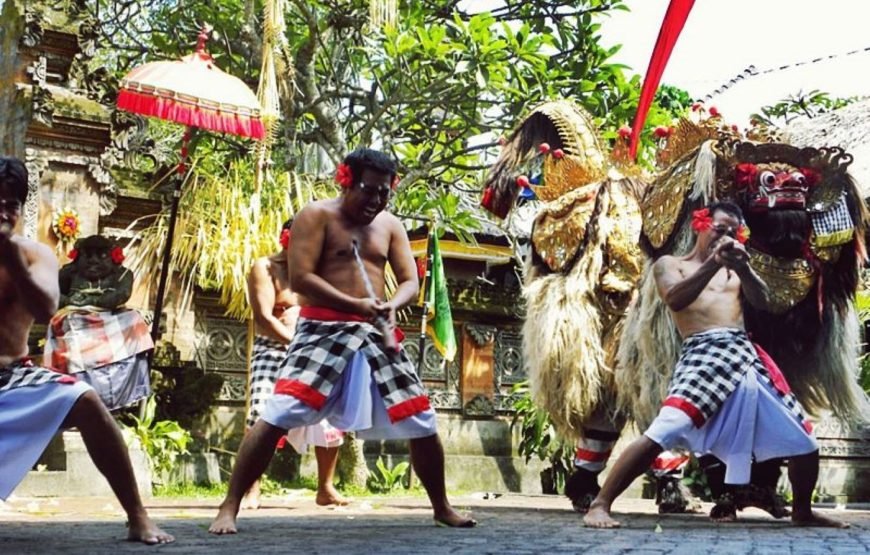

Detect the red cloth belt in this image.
[299,306,405,343]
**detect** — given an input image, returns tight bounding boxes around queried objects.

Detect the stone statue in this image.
[45,235,153,411]
[59,235,133,309]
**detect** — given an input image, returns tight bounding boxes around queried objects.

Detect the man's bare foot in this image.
[583,504,621,528]
[316,485,351,506]
[792,510,850,528]
[127,514,175,544]
[433,506,477,528]
[209,503,240,535]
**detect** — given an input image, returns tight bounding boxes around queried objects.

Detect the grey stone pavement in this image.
[1,493,868,554]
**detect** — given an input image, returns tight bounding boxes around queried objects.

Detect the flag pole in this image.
[417,221,434,375]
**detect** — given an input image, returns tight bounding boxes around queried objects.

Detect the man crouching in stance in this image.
[0,156,173,544]
[209,148,475,533]
[584,202,847,529]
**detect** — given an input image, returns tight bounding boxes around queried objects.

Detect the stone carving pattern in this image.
[466,323,496,346]
[403,330,461,410]
[194,313,249,403]
[21,6,45,48]
[28,56,54,127]
[23,149,48,239]
[493,329,526,413]
[464,394,495,417]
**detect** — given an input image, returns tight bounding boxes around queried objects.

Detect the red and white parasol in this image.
[117,28,265,342]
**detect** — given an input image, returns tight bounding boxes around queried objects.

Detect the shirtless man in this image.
[210,148,475,534]
[583,201,847,529]
[0,156,173,544]
[242,219,347,508]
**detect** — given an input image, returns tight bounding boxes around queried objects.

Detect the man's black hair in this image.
[342,148,397,185]
[707,200,744,223]
[281,218,293,231]
[0,156,28,203]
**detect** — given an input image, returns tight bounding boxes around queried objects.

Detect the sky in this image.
[463,0,870,126]
[599,0,870,125]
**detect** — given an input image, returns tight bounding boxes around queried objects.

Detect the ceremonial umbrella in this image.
[117,28,265,341]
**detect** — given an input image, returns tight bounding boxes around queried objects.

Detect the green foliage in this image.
[856,289,870,394]
[680,457,713,501]
[151,362,224,429]
[366,456,410,493]
[154,481,228,498]
[88,0,695,314]
[750,89,861,127]
[121,396,193,481]
[510,380,573,494]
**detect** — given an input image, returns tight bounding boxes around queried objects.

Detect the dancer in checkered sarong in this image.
[0,157,173,544]
[211,149,475,535]
[241,220,346,509]
[584,202,846,529]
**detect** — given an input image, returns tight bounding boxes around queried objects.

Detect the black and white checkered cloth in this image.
[665,328,809,429]
[811,193,854,244]
[274,318,429,420]
[0,359,75,393]
[247,335,289,428]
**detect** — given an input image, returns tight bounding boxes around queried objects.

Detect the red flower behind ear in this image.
[280,228,291,250]
[335,163,353,188]
[736,224,751,244]
[691,208,713,233]
[110,246,125,264]
[735,163,758,189]
[67,249,79,261]
[800,167,822,187]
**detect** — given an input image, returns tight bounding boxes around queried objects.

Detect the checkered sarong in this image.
[247,335,289,428]
[273,312,430,423]
[45,307,153,374]
[811,193,854,247]
[663,328,810,430]
[0,359,77,393]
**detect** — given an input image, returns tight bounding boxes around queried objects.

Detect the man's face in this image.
[0,185,22,232]
[700,210,742,256]
[343,167,392,225]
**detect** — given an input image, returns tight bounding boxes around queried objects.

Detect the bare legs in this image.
[63,391,174,544]
[583,436,663,528]
[209,419,287,534]
[314,446,349,506]
[583,440,849,529]
[409,434,476,527]
[789,450,848,528]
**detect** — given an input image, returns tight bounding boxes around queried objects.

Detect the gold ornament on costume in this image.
[531,183,599,272]
[747,248,816,313]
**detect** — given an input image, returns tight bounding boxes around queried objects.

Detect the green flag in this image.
[425,233,457,362]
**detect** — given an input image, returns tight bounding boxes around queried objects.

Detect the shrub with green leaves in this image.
[366,456,410,494]
[122,396,192,482]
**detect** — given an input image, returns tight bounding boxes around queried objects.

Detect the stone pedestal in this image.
[16,431,152,498]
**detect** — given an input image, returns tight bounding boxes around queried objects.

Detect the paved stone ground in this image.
[1,493,868,554]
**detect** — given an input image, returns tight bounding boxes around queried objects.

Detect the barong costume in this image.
[0,359,91,499]
[644,328,817,484]
[261,307,437,440]
[248,334,343,452]
[44,306,152,410]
